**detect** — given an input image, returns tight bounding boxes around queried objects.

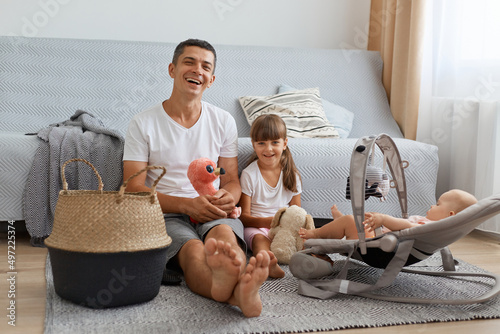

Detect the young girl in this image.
[239,114,302,278]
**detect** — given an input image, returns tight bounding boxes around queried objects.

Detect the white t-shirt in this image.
[240,160,302,217]
[123,101,238,198]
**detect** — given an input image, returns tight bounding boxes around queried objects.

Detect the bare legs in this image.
[330,204,343,220]
[252,234,285,278]
[176,224,269,317]
[299,205,360,240]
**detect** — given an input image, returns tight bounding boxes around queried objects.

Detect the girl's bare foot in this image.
[205,238,242,302]
[331,205,343,220]
[228,250,270,317]
[267,251,285,278]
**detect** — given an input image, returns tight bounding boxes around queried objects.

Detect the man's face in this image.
[169,46,215,96]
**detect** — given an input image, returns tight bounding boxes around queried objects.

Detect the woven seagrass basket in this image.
[45,158,171,308]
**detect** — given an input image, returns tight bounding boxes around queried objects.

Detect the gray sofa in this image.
[0,36,438,229]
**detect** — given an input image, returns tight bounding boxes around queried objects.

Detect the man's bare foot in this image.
[331,205,343,220]
[229,250,270,317]
[205,238,243,302]
[267,251,285,278]
[299,227,315,240]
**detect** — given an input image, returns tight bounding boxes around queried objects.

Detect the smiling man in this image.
[122,39,270,317]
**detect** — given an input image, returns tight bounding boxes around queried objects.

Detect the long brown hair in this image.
[249,114,301,192]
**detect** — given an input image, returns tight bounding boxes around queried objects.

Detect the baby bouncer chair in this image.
[289,134,500,304]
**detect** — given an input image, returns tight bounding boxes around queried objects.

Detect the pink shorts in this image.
[243,227,270,251]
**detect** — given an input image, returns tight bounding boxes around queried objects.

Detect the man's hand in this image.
[210,188,237,216]
[186,195,228,223]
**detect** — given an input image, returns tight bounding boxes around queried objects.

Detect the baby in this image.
[300,189,478,241]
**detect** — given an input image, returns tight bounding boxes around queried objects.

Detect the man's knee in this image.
[179,239,204,260]
[206,223,235,239]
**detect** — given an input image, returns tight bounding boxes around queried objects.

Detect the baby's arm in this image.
[364,212,420,232]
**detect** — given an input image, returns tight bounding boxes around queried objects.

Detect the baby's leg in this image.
[331,205,343,220]
[300,215,359,240]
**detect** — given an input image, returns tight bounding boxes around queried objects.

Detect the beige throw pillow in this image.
[239,88,339,138]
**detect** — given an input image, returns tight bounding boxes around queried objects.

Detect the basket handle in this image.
[118,165,167,204]
[61,158,104,193]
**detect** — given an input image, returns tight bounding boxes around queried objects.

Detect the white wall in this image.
[1,0,371,49]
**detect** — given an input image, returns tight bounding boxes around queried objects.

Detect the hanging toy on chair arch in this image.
[346,134,407,202]
[346,133,410,255]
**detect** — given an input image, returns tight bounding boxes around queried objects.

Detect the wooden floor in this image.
[1,229,500,334]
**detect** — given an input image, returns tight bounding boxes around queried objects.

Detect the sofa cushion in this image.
[238,88,339,138]
[278,84,354,138]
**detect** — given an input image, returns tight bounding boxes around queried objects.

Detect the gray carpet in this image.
[44,253,500,334]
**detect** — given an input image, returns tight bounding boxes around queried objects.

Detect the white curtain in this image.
[417,0,500,234]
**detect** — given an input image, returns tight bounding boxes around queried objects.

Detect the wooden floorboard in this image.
[1,229,500,333]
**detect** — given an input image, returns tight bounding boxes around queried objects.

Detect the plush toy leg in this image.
[229,207,242,219]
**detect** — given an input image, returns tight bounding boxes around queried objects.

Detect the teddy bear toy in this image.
[269,205,315,264]
[187,157,241,221]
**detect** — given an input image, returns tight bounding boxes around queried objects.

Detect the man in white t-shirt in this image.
[123,39,270,318]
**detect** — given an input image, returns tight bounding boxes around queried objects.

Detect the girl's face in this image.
[252,137,288,168]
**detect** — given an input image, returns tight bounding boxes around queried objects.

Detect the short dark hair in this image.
[172,39,217,74]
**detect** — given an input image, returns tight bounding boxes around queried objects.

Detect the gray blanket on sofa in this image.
[24,110,124,246]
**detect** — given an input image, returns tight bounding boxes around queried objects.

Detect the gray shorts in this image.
[163,213,246,272]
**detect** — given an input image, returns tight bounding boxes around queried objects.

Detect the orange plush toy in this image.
[187,157,241,222]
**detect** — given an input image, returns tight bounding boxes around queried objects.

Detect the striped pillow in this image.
[238,88,339,138]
